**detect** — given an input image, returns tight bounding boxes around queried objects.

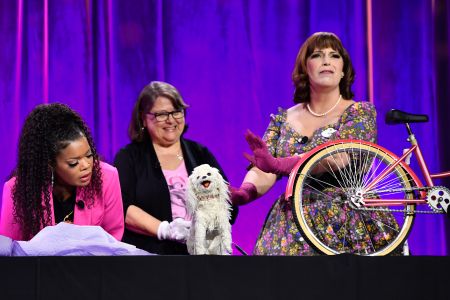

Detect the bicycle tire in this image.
[291,140,419,256]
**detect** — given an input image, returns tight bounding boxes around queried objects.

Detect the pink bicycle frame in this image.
[363,134,450,206]
[285,137,450,208]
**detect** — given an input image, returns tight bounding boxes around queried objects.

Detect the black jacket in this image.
[114,137,237,254]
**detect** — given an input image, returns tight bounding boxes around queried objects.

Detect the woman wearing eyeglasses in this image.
[114,81,237,254]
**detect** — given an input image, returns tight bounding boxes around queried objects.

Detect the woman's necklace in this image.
[63,210,74,223]
[53,189,75,223]
[154,143,184,162]
[307,94,342,117]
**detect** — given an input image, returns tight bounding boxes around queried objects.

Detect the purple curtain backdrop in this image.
[0,0,449,255]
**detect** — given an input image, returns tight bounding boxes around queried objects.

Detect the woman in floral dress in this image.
[231,32,402,255]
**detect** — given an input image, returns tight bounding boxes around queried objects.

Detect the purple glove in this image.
[243,130,301,176]
[229,182,258,206]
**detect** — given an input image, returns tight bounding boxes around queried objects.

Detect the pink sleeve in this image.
[100,164,125,240]
[0,179,24,240]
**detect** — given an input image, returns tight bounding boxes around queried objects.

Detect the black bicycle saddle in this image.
[385,109,429,125]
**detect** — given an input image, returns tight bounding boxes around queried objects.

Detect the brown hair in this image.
[128,81,189,142]
[292,32,355,103]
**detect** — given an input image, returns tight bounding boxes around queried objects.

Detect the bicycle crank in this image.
[426,186,450,213]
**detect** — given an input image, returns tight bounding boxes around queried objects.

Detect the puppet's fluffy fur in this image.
[186,164,232,255]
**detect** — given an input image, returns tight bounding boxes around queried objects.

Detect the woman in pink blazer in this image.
[0,103,124,241]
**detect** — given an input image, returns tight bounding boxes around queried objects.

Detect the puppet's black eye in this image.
[197,176,200,179]
[207,173,211,176]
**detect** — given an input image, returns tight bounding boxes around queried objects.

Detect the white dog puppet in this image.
[186,164,232,255]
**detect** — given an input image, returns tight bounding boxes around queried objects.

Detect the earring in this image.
[51,169,54,187]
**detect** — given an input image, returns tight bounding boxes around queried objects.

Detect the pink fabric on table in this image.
[0,162,124,241]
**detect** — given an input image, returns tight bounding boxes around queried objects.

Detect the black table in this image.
[1,255,449,300]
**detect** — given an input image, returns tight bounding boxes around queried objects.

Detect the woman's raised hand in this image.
[243,130,301,176]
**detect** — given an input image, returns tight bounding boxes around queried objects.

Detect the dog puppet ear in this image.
[214,171,231,205]
[211,166,220,176]
[186,176,198,216]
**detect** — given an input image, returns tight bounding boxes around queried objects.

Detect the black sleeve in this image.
[113,148,137,216]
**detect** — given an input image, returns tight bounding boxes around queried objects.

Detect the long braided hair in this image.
[12,103,102,239]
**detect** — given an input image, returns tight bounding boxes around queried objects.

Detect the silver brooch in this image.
[321,128,336,138]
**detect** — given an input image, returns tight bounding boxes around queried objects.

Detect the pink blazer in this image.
[0,162,124,241]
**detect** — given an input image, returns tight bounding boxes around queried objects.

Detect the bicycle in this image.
[285,109,450,256]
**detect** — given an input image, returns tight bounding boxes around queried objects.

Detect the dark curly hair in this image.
[12,103,102,239]
[292,32,355,103]
[129,81,189,142]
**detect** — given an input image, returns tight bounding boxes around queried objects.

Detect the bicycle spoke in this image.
[359,213,377,253]
[293,141,417,256]
[340,216,348,252]
[361,148,386,187]
[303,174,342,192]
[352,143,365,185]
[335,147,357,188]
[349,143,363,188]
[302,182,340,202]
[358,210,401,233]
[366,173,414,198]
[324,146,354,190]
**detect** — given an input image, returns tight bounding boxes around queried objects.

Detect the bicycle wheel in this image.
[291,140,418,256]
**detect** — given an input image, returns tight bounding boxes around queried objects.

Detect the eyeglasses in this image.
[146,110,184,122]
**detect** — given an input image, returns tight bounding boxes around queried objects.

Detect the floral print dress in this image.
[253,101,402,255]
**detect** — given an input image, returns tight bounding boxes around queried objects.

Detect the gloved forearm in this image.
[230,182,258,206]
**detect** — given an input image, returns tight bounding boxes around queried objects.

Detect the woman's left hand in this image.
[243,130,301,176]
